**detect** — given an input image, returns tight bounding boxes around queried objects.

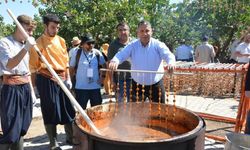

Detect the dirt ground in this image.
[25,117,46,139]
[24,117,72,150]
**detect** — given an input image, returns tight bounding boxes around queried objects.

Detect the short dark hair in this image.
[137,20,151,28]
[43,14,60,25]
[116,22,129,30]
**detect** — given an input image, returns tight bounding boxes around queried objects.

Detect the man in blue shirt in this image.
[69,34,106,109]
[109,20,175,103]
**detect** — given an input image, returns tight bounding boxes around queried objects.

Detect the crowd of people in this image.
[0,12,249,150]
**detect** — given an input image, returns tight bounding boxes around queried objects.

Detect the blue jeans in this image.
[116,79,131,102]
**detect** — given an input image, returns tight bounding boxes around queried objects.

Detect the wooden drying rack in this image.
[165,62,249,141]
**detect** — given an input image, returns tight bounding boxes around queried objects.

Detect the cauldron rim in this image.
[75,102,205,144]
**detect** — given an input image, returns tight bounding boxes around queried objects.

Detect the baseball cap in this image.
[80,34,95,44]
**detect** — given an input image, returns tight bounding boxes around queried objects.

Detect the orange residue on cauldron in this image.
[77,103,196,142]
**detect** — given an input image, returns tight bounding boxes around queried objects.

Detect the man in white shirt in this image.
[229,39,241,63]
[0,14,36,150]
[235,33,250,64]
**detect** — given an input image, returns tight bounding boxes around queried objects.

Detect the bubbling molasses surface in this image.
[101,125,172,141]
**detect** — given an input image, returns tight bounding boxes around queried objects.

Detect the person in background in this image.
[69,35,106,109]
[175,39,194,62]
[68,36,81,60]
[109,20,175,103]
[229,38,241,63]
[213,45,219,55]
[213,45,221,63]
[100,43,111,95]
[107,22,132,102]
[29,14,75,149]
[100,43,109,54]
[244,63,250,134]
[195,35,215,63]
[235,33,250,64]
[0,15,36,150]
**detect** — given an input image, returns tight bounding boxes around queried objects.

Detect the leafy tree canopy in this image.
[1,0,249,62]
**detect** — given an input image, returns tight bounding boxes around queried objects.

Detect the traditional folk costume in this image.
[0,36,32,147]
[30,34,75,147]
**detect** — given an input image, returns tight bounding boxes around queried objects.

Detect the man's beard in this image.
[49,32,56,37]
[46,29,56,37]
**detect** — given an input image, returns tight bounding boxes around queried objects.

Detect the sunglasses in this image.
[87,42,95,45]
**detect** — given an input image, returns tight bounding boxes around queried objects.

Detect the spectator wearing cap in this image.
[0,14,36,149]
[68,36,81,60]
[29,14,75,149]
[195,35,215,63]
[69,34,106,109]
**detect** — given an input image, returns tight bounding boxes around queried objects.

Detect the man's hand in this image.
[24,37,36,51]
[109,61,119,70]
[166,64,176,74]
[64,78,72,89]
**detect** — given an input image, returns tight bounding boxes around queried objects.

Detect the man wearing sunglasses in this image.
[69,34,106,110]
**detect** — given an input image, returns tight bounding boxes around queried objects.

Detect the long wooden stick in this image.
[7,9,101,135]
[100,68,193,75]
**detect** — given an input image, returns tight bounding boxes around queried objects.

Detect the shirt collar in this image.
[139,38,151,48]
[42,34,56,41]
[10,35,24,45]
[82,48,94,54]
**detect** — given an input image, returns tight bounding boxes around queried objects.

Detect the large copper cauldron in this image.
[73,102,205,150]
